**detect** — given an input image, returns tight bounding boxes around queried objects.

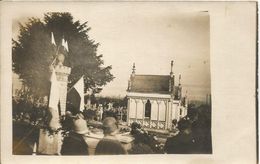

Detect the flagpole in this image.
[50,45,61,67]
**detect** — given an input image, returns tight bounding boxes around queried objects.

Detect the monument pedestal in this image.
[38,129,62,155]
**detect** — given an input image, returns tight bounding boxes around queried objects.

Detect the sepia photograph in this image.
[0,1,257,164]
[12,8,211,155]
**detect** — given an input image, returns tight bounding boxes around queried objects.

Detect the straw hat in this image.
[73,117,89,134]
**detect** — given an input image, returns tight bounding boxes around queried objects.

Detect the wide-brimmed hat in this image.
[73,117,89,134]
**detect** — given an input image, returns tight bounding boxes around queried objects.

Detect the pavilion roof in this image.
[129,74,171,94]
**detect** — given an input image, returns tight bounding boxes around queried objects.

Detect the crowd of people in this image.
[59,107,211,155]
[67,104,127,122]
[13,96,212,155]
[61,115,127,155]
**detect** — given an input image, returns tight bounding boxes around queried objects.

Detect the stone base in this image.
[38,129,62,155]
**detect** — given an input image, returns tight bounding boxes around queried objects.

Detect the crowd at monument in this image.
[11,13,212,156]
[59,104,211,155]
[81,106,127,122]
[12,95,211,155]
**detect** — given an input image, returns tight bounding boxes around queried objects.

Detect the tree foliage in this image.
[13,12,114,98]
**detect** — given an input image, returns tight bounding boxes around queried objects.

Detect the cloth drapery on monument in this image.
[38,68,61,154]
[48,68,60,130]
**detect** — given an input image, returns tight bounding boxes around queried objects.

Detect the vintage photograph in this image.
[12,8,212,155]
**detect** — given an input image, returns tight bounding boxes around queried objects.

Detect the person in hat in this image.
[95,117,127,155]
[169,119,179,136]
[164,117,196,154]
[61,114,89,155]
[129,122,154,154]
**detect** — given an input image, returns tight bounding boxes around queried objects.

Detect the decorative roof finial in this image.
[179,74,181,85]
[127,80,131,91]
[132,63,136,74]
[170,60,174,76]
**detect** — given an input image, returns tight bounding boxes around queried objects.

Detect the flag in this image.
[64,40,69,52]
[61,38,69,52]
[48,69,60,129]
[67,76,84,112]
[51,32,56,45]
[61,38,65,48]
[73,76,84,111]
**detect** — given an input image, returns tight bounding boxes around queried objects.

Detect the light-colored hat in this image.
[73,118,89,134]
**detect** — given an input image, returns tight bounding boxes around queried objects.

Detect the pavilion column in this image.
[149,100,153,129]
[175,104,179,121]
[142,99,145,125]
[169,101,172,129]
[135,99,138,121]
[156,100,160,129]
[164,100,168,130]
[127,98,130,125]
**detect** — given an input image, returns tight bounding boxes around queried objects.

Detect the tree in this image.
[13,12,114,99]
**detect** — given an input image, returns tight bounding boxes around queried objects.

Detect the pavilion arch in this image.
[145,99,151,118]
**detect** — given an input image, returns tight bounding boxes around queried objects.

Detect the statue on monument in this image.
[57,53,65,66]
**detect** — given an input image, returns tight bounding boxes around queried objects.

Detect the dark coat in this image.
[61,132,89,155]
[129,142,154,154]
[95,136,127,155]
[131,130,159,153]
[164,132,196,154]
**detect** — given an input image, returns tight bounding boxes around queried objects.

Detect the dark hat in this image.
[172,119,178,125]
[177,118,192,131]
[131,122,141,130]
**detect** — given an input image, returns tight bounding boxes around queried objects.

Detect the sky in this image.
[12,3,211,101]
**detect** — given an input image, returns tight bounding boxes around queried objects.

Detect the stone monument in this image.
[54,53,71,115]
[38,53,71,155]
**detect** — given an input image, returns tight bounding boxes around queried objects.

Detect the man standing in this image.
[164,118,196,154]
[95,117,127,155]
[61,114,89,155]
